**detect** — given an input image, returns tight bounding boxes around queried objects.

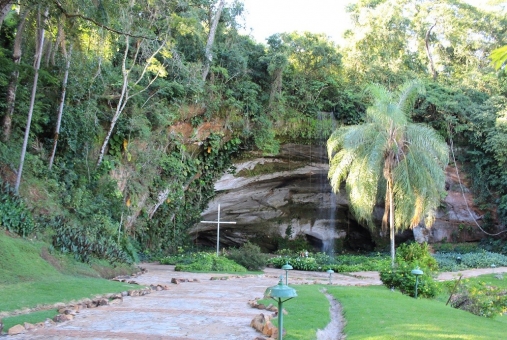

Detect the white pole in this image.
[217,204,220,256]
[200,203,236,257]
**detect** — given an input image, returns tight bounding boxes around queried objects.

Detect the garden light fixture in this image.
[281,262,293,285]
[411,267,423,298]
[264,276,297,340]
[327,269,334,284]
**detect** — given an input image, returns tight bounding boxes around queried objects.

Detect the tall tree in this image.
[95,0,171,166]
[49,43,72,170]
[2,8,30,142]
[202,0,225,82]
[14,7,47,194]
[0,0,12,29]
[327,80,449,266]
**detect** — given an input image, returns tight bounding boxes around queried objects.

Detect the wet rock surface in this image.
[191,144,494,251]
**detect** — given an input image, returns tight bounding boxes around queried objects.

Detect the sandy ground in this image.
[7,264,507,340]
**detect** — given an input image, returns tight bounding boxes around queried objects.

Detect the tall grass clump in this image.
[226,242,268,271]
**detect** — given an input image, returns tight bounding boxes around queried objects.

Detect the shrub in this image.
[0,182,35,237]
[396,242,438,271]
[379,242,439,298]
[268,252,390,272]
[432,242,481,254]
[380,261,439,298]
[479,238,507,255]
[226,242,268,271]
[447,279,507,317]
[433,251,507,271]
[52,221,132,264]
[174,252,247,272]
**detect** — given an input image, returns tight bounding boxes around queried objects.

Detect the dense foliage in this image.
[380,242,439,298]
[225,242,268,271]
[445,275,507,318]
[0,0,506,263]
[172,252,247,272]
[268,250,390,272]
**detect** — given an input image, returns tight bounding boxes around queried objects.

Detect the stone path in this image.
[8,264,507,339]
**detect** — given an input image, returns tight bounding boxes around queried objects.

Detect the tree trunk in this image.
[96,36,130,167]
[49,44,72,170]
[425,23,437,81]
[15,7,47,194]
[268,68,283,109]
[2,9,29,142]
[96,35,166,166]
[201,0,225,82]
[0,0,11,30]
[388,178,395,267]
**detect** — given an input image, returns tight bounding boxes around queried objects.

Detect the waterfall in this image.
[317,112,338,255]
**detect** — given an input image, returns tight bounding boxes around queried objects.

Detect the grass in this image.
[259,282,507,340]
[0,277,137,312]
[258,284,330,339]
[330,285,507,339]
[0,231,140,334]
[2,309,58,331]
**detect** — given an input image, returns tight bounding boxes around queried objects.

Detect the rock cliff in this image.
[189,144,490,252]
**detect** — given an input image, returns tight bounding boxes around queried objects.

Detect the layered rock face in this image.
[190,144,489,252]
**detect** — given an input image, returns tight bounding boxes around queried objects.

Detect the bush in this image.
[380,261,439,298]
[174,252,247,272]
[0,182,35,237]
[226,242,268,271]
[479,238,507,255]
[396,242,438,271]
[432,242,481,254]
[52,221,132,264]
[267,252,390,272]
[434,251,507,271]
[379,242,439,298]
[447,279,507,317]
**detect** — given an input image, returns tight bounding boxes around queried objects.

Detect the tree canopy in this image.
[0,0,505,261]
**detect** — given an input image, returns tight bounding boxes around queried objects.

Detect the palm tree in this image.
[327,80,449,266]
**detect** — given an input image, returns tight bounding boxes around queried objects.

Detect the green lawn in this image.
[266,285,331,339]
[0,277,136,312]
[0,231,140,334]
[260,283,507,340]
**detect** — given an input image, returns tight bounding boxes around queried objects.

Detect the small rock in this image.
[98,298,109,306]
[8,324,25,335]
[266,304,277,312]
[24,322,36,330]
[53,314,74,323]
[109,298,123,305]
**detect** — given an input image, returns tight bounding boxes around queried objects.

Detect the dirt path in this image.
[8,264,507,340]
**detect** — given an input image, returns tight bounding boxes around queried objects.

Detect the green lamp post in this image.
[264,276,297,340]
[327,269,334,284]
[281,262,293,285]
[411,267,423,298]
